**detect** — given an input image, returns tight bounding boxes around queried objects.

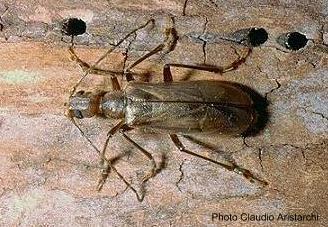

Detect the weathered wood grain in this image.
[0,0,327,226]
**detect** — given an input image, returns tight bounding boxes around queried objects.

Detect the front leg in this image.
[69,19,155,96]
[69,47,124,76]
[69,47,122,90]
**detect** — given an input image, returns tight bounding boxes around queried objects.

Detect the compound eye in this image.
[73,109,84,119]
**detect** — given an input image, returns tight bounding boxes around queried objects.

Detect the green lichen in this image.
[0,70,42,85]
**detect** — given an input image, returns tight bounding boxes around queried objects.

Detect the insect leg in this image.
[169,134,268,186]
[98,122,152,201]
[97,120,125,190]
[69,47,137,90]
[121,132,158,184]
[69,18,155,97]
[162,47,252,76]
[124,44,165,82]
[69,47,123,76]
[124,17,178,80]
[182,135,235,163]
[69,46,139,82]
[221,47,252,73]
[69,47,121,90]
[68,116,143,200]
[163,62,173,83]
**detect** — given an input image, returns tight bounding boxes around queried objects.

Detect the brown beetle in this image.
[67,19,267,201]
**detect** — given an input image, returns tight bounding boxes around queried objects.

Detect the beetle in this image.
[66,19,267,201]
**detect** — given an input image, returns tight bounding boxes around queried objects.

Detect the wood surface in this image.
[0,0,327,226]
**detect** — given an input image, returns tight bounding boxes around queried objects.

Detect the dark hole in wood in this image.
[248,28,268,47]
[286,32,308,50]
[62,18,86,36]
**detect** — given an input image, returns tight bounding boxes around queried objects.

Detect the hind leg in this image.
[169,134,268,186]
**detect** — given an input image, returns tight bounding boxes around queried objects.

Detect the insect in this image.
[66,18,267,201]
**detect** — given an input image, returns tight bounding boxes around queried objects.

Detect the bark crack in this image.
[265,79,281,99]
[209,0,219,8]
[281,143,307,161]
[299,106,328,122]
[258,143,327,171]
[0,5,8,32]
[182,0,189,16]
[196,17,209,64]
[258,148,264,171]
[176,160,185,192]
[46,157,101,170]
[311,111,328,121]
